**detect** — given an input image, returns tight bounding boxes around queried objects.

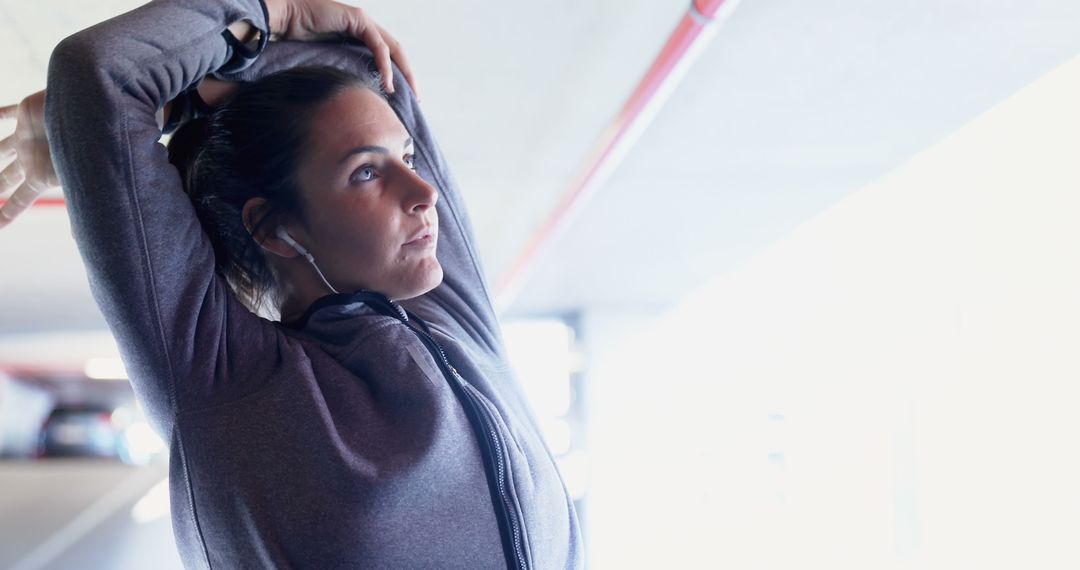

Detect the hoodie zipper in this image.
[366,294,530,570]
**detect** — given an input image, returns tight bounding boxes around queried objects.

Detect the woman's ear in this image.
[242,197,297,258]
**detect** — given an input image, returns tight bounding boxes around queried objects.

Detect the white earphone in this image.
[275,226,340,294]
[275,226,312,260]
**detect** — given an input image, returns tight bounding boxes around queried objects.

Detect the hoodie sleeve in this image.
[215,41,510,361]
[44,0,279,436]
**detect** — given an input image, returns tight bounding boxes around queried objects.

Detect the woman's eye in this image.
[352,165,377,183]
[404,154,416,170]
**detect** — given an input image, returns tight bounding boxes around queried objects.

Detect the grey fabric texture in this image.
[43,0,583,567]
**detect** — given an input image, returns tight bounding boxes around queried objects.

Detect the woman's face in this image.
[288,85,442,301]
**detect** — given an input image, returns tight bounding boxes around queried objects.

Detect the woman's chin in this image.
[394,262,444,301]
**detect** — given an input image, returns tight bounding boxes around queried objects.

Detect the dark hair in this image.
[168,66,386,314]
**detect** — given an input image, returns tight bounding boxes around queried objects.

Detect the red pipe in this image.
[0,362,83,376]
[493,0,738,311]
[0,196,66,208]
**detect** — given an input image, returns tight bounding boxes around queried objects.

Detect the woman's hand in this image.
[263,0,421,99]
[0,90,59,229]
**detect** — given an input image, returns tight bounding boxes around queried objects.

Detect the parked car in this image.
[37,406,122,459]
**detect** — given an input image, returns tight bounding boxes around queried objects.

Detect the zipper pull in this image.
[389,300,409,322]
[356,289,409,322]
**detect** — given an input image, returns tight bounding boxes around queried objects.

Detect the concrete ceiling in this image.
[1,0,1079,341]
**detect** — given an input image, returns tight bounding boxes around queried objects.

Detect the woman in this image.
[0,0,583,567]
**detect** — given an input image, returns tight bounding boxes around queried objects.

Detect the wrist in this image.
[217,0,272,77]
[226,19,259,45]
[226,0,277,43]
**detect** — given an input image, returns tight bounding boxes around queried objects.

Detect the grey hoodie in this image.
[43,0,584,567]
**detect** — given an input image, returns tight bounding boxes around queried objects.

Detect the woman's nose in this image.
[404,167,438,212]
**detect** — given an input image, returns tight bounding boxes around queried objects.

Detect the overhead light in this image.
[84,357,128,380]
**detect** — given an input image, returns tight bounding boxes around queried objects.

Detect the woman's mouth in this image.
[404,227,437,248]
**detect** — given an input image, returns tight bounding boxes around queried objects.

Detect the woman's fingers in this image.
[375,23,421,101]
[0,161,24,193]
[0,135,15,161]
[0,91,57,229]
[347,8,394,93]
[276,1,421,99]
[0,162,30,229]
[0,181,37,229]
